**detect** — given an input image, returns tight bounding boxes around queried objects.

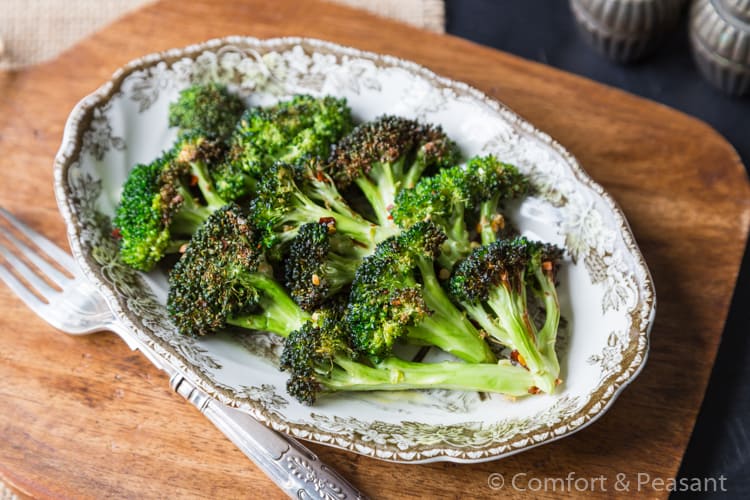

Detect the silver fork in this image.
[0,207,364,500]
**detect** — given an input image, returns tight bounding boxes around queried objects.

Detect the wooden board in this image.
[1,0,748,498]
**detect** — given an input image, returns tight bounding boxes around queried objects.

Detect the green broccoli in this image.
[113,135,230,271]
[249,162,397,252]
[280,300,536,405]
[167,203,310,337]
[284,220,369,311]
[463,156,529,245]
[327,116,460,227]
[448,236,563,393]
[346,221,496,364]
[168,83,246,140]
[233,95,353,177]
[391,155,529,269]
[206,139,258,202]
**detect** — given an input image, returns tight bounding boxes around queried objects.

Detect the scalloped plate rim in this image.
[52,35,656,464]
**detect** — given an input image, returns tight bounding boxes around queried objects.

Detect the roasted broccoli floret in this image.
[113,135,231,271]
[168,83,246,140]
[327,116,459,227]
[391,154,529,268]
[280,301,536,405]
[250,162,396,251]
[462,155,529,245]
[448,236,563,393]
[346,222,496,363]
[206,140,258,202]
[233,95,353,177]
[167,204,310,337]
[390,163,472,268]
[284,220,369,311]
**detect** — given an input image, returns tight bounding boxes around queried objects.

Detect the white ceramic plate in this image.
[54,37,655,463]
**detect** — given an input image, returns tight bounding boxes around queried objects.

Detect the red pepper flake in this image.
[528,386,541,395]
[542,261,553,271]
[111,227,122,240]
[510,350,528,369]
[318,217,337,233]
[189,174,199,187]
[311,274,321,286]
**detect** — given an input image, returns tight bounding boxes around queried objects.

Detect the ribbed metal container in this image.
[571,0,688,62]
[690,0,750,95]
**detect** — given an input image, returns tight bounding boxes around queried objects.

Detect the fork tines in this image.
[0,207,75,306]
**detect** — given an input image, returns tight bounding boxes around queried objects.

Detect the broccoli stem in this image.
[189,161,227,209]
[307,179,364,222]
[402,154,428,191]
[169,187,214,235]
[437,203,473,269]
[289,190,396,250]
[321,357,535,396]
[483,283,556,393]
[479,196,499,246]
[533,267,561,377]
[227,273,311,337]
[323,251,361,292]
[354,177,391,227]
[411,259,496,363]
[354,158,404,227]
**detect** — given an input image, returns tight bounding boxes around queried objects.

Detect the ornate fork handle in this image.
[106,309,364,499]
[0,206,364,498]
[170,374,362,500]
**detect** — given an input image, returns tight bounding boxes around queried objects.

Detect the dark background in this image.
[445,0,749,498]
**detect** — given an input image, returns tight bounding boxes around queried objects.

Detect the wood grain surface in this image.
[1,0,749,498]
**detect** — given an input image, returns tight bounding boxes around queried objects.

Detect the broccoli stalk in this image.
[167,204,310,337]
[327,116,459,227]
[225,272,310,336]
[250,162,396,252]
[346,222,496,364]
[281,305,535,405]
[448,236,563,393]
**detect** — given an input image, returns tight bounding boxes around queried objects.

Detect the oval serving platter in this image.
[53,37,655,463]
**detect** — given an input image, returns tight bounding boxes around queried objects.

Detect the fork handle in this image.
[107,322,365,499]
[169,374,365,500]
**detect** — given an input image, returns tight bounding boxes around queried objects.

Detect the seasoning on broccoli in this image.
[280,298,536,405]
[167,204,310,337]
[391,154,529,268]
[284,220,369,311]
[249,162,397,252]
[448,236,564,393]
[346,221,496,364]
[327,115,459,227]
[113,135,229,271]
